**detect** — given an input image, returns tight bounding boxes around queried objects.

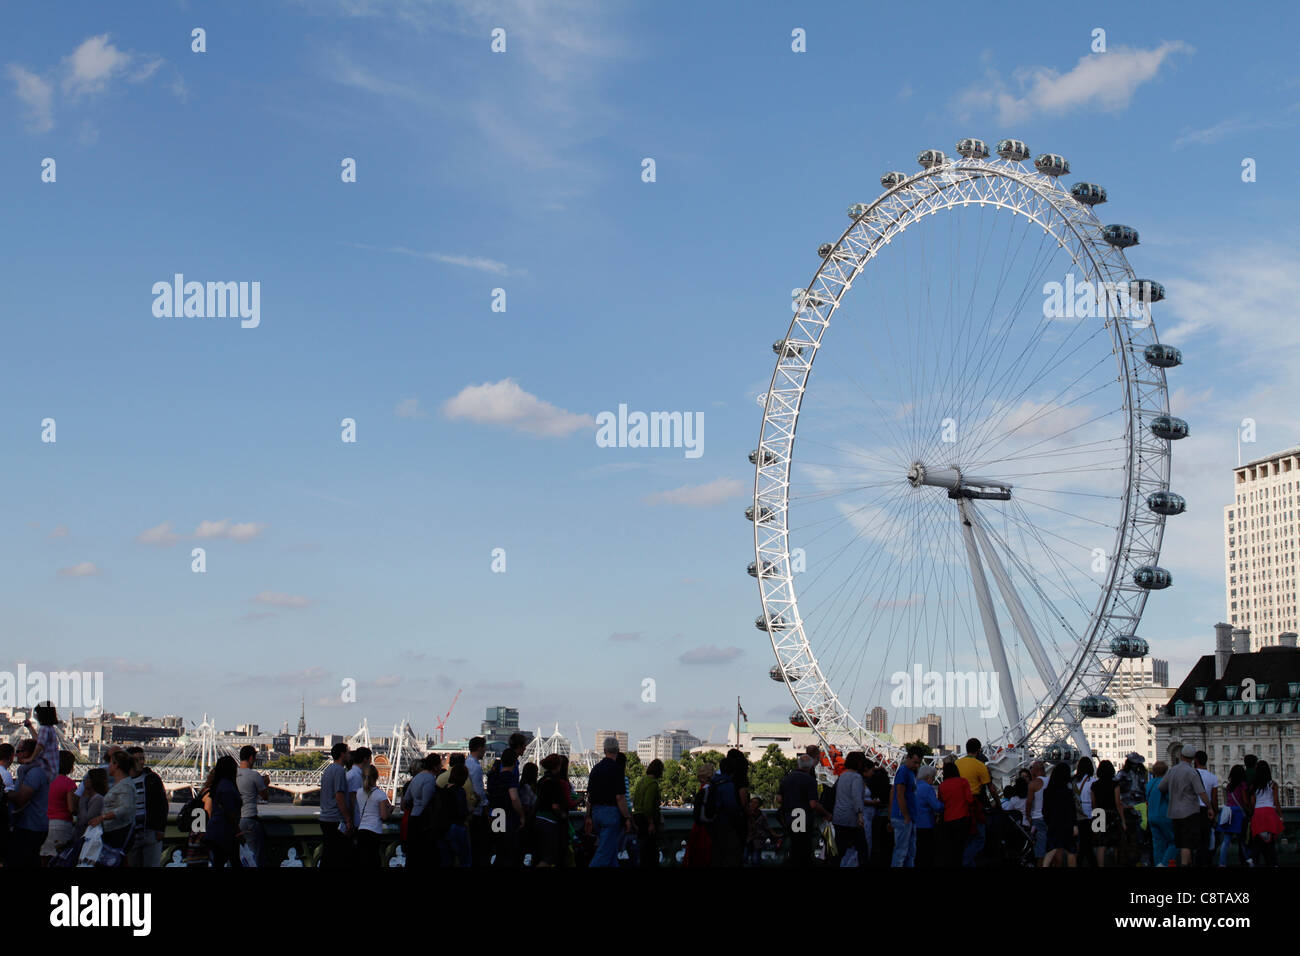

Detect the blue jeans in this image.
[239,818,263,867]
[890,819,916,867]
[1150,820,1176,866]
[438,824,470,866]
[963,822,985,867]
[1033,820,1048,860]
[589,805,623,867]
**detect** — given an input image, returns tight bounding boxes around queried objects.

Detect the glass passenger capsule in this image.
[1150,415,1189,440]
[748,560,775,578]
[749,448,777,466]
[1034,153,1070,177]
[773,339,804,359]
[818,243,834,258]
[881,171,906,188]
[745,505,773,523]
[1109,634,1150,658]
[847,202,871,218]
[1079,695,1117,719]
[1144,344,1182,368]
[956,138,989,158]
[1044,742,1080,765]
[1147,491,1186,516]
[793,289,828,309]
[996,139,1031,161]
[788,711,818,728]
[1103,224,1139,248]
[769,664,787,682]
[1070,182,1107,205]
[917,149,948,169]
[755,614,789,632]
[1133,565,1173,590]
[1130,279,1165,303]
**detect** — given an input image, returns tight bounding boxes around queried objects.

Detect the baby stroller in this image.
[988,805,1035,868]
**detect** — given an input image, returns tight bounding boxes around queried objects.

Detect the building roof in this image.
[1240,445,1300,470]
[1166,648,1300,706]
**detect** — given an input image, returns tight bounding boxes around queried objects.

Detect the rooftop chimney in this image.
[1280,632,1298,649]
[1215,622,1233,679]
[1232,626,1251,655]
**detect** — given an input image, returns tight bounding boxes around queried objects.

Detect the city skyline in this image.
[6,2,1300,747]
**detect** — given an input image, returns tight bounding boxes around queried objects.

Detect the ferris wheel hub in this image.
[908,462,1012,499]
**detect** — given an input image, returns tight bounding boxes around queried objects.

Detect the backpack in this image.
[709,773,741,827]
[177,792,205,835]
[419,783,454,836]
[487,764,516,812]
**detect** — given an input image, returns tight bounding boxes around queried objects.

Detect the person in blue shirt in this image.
[914,764,945,868]
[889,746,924,867]
[6,740,50,868]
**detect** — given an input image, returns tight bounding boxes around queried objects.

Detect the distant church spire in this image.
[297,696,307,737]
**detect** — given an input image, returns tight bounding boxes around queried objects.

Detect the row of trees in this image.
[573,744,801,806]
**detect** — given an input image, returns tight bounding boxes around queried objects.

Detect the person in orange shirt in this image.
[954,738,999,867]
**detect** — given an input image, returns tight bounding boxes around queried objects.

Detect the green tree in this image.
[264,751,326,770]
[747,744,796,805]
[902,740,934,758]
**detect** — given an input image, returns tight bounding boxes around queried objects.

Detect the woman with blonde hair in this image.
[354,764,392,867]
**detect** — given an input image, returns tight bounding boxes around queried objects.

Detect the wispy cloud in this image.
[58,561,100,577]
[643,477,746,508]
[7,33,184,134]
[49,524,69,539]
[395,396,427,419]
[442,378,593,438]
[194,519,266,542]
[346,242,520,276]
[956,42,1191,124]
[7,65,53,132]
[678,645,744,666]
[250,591,313,609]
[1173,105,1300,148]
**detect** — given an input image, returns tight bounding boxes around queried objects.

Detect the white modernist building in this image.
[1225,445,1300,650]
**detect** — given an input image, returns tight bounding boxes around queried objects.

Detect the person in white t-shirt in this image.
[1194,750,1219,865]
[346,747,372,830]
[353,765,391,867]
[1072,757,1099,867]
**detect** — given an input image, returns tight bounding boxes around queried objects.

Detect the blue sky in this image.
[3,1,1299,747]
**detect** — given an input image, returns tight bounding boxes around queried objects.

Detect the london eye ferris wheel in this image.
[750,138,1187,772]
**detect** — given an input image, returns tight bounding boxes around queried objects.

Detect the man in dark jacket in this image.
[126,747,170,866]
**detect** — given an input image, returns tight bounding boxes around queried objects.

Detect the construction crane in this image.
[435,689,462,744]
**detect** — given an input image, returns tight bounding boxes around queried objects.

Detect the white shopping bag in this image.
[78,825,105,867]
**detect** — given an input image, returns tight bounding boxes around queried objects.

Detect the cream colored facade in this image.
[1225,446,1300,650]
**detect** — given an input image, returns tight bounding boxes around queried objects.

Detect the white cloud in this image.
[643,477,746,508]
[250,591,313,609]
[58,561,100,577]
[194,519,265,541]
[678,645,744,665]
[957,42,1191,124]
[6,65,53,132]
[395,396,427,419]
[49,524,69,539]
[347,242,519,276]
[7,34,183,134]
[442,378,593,437]
[136,521,180,547]
[62,34,132,98]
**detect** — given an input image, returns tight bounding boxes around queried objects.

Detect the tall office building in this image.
[1225,445,1300,650]
[595,729,629,754]
[636,729,700,762]
[868,707,888,734]
[481,706,532,753]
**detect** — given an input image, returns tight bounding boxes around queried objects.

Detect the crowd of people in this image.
[0,703,1288,869]
[0,703,170,868]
